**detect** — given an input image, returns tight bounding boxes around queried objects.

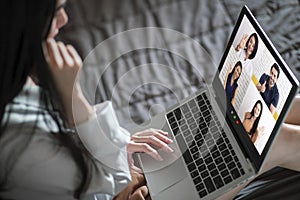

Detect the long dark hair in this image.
[245,33,258,60]
[0,0,93,198]
[229,61,243,87]
[247,100,263,135]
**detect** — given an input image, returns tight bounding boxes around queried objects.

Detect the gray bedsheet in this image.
[58,0,300,199]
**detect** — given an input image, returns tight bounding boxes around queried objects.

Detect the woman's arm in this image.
[235,34,248,52]
[231,87,238,106]
[43,38,94,125]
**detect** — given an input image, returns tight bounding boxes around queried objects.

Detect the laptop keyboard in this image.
[166,92,245,198]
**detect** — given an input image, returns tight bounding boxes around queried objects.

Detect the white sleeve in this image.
[75,101,131,194]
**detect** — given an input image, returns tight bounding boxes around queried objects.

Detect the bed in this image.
[58,0,300,199]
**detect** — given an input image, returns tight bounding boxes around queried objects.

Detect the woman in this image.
[242,100,265,144]
[235,33,258,78]
[0,0,172,199]
[224,61,243,106]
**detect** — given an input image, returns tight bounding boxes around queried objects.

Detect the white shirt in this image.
[236,48,253,78]
[0,84,131,200]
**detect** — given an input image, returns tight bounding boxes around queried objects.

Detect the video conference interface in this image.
[219,15,292,154]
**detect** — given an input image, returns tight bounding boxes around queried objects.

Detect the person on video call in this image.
[242,100,265,144]
[256,63,280,115]
[224,61,243,106]
[235,33,258,78]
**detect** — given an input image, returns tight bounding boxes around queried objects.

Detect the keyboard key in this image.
[217,163,226,171]
[240,168,245,175]
[188,99,197,109]
[173,108,182,120]
[181,103,189,114]
[188,163,196,172]
[207,163,216,171]
[199,122,206,130]
[210,126,218,133]
[200,105,208,112]
[204,177,216,193]
[198,164,206,172]
[183,151,193,165]
[231,168,241,180]
[198,189,207,198]
[219,143,226,151]
[221,169,229,178]
[197,138,204,147]
[206,139,215,147]
[190,122,197,130]
[193,152,200,160]
[192,128,199,136]
[191,170,199,178]
[228,161,236,169]
[196,183,205,192]
[185,135,193,143]
[190,146,198,154]
[195,158,204,166]
[202,93,208,101]
[224,155,233,163]
[191,106,199,113]
[204,156,213,165]
[213,176,224,189]
[224,176,233,184]
[215,156,223,165]
[172,127,179,136]
[221,149,230,157]
[193,176,202,185]
[201,170,209,179]
[212,150,220,158]
[166,112,173,120]
[210,169,219,177]
[187,117,194,124]
[188,140,196,148]
[201,127,209,135]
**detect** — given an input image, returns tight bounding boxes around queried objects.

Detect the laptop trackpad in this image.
[138,143,188,196]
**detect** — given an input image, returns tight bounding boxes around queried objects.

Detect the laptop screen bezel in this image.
[212,5,299,170]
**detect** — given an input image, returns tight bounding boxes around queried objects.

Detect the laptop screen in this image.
[214,6,298,168]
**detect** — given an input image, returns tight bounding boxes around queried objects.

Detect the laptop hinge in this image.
[246,158,256,174]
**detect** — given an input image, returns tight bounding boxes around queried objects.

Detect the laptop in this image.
[135,6,299,200]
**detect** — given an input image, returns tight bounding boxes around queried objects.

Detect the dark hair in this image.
[229,61,243,86]
[245,33,258,60]
[271,63,280,78]
[0,0,93,198]
[248,100,263,135]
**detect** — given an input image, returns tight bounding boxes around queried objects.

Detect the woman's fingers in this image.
[131,129,173,153]
[129,185,149,200]
[57,41,74,66]
[127,142,163,161]
[131,135,173,153]
[45,39,82,70]
[134,129,172,143]
[46,38,63,68]
[66,44,82,67]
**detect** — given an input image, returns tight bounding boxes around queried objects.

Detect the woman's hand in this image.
[127,129,173,171]
[113,171,151,200]
[44,38,82,97]
[43,38,93,125]
[236,34,248,51]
